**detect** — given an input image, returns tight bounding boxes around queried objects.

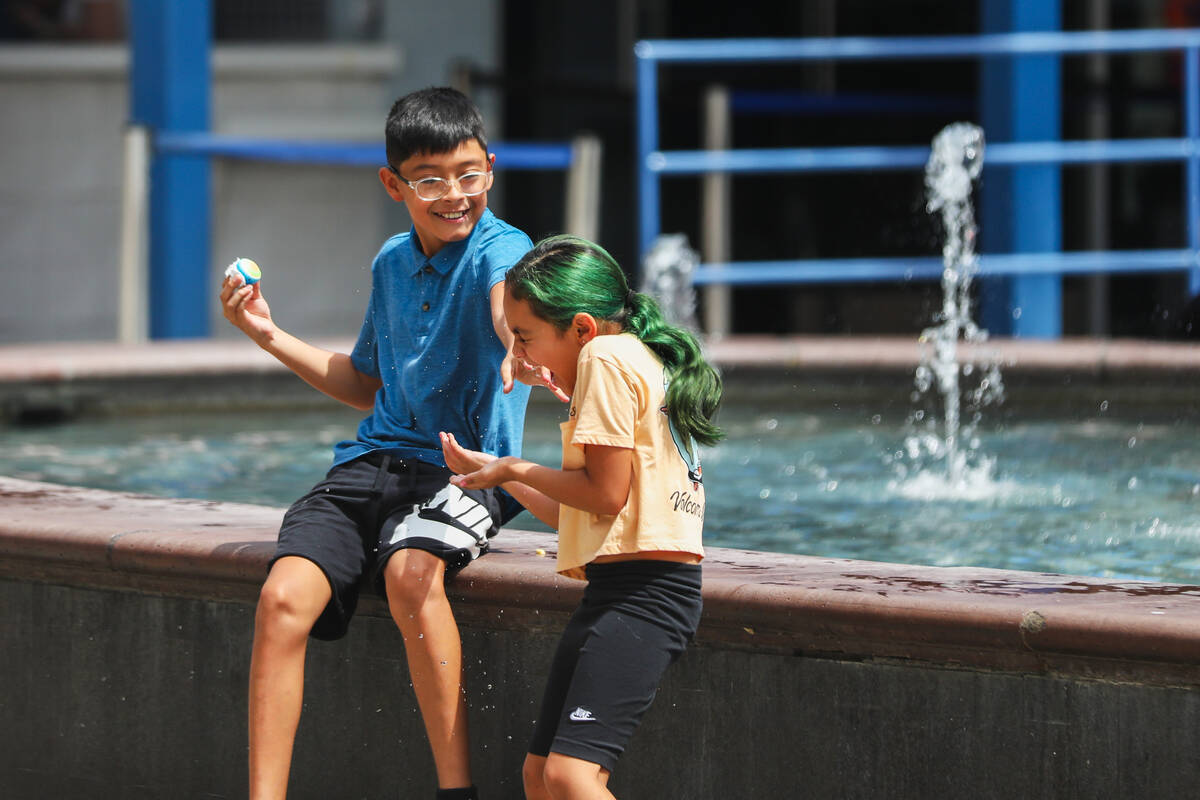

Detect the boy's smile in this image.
[380,140,494,257]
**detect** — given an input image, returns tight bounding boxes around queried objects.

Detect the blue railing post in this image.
[635,42,662,263]
[1186,46,1200,296]
[979,0,1063,339]
[129,0,212,339]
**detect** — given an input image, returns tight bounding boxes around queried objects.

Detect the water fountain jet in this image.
[901,123,1006,494]
[640,233,701,332]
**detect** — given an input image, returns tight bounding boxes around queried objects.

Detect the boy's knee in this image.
[255,560,328,634]
[257,580,304,618]
[384,549,447,614]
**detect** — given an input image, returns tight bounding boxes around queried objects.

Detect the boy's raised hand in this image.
[220,276,276,345]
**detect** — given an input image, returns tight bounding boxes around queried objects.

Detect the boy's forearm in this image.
[489,281,513,351]
[259,328,380,411]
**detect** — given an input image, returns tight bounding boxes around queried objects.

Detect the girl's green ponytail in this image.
[625,291,724,448]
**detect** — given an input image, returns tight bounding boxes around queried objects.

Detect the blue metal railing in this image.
[635,29,1200,299]
[154,132,576,170]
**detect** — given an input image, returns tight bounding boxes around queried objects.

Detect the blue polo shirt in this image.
[333,209,533,469]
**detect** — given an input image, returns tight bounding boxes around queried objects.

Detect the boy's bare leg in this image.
[248,556,333,800]
[384,548,473,790]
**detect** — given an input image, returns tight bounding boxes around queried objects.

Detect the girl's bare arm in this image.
[447,440,633,518]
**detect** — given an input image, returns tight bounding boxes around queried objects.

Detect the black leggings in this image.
[528,560,703,772]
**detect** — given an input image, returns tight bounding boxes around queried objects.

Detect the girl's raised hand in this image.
[448,458,513,490]
[441,433,517,489]
[440,431,495,475]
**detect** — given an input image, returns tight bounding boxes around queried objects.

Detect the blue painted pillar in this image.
[129,0,212,339]
[635,44,661,264]
[979,0,1062,338]
[1186,47,1200,297]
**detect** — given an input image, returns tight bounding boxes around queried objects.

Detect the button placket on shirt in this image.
[420,262,436,313]
[418,261,434,315]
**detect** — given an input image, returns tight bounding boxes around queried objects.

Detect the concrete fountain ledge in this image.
[2,335,1200,381]
[3,474,1198,687]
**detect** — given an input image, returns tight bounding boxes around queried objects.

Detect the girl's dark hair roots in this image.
[506,235,724,449]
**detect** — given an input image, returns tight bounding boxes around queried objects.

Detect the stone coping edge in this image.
[2,476,1199,687]
[2,336,1199,384]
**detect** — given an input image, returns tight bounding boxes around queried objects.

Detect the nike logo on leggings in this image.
[569,707,596,722]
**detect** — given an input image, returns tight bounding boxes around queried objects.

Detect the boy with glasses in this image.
[220,87,563,800]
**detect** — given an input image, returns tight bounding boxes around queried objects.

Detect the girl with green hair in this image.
[440,234,722,799]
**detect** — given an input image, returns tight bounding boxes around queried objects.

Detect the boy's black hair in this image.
[385,87,488,168]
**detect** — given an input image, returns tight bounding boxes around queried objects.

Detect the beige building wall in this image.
[0,1,505,344]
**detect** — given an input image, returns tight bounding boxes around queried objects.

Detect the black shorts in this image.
[272,451,502,640]
[528,560,703,772]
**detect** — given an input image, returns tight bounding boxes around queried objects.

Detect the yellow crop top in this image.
[555,333,705,579]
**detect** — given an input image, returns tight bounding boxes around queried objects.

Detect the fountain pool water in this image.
[2,395,1198,583]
